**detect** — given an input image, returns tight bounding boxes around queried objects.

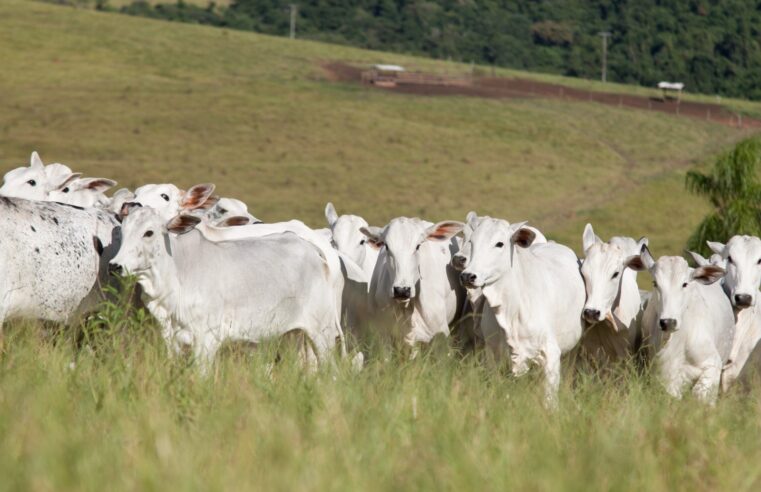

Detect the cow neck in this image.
[138,234,181,311]
[481,245,527,318]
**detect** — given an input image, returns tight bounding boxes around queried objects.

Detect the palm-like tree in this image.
[685,137,761,255]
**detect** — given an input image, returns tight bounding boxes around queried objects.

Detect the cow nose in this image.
[659,318,677,331]
[583,308,601,323]
[460,272,477,286]
[451,255,467,271]
[393,286,411,300]
[735,294,753,307]
[119,201,142,218]
[108,262,123,275]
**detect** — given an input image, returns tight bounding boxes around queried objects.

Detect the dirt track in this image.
[323,62,760,128]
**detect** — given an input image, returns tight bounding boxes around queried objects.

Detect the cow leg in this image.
[193,332,221,376]
[693,359,722,405]
[542,343,562,410]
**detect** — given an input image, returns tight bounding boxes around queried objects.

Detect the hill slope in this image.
[0,0,758,254]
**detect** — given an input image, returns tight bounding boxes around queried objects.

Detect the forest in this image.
[108,1,761,100]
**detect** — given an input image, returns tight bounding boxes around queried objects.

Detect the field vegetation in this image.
[1,2,761,489]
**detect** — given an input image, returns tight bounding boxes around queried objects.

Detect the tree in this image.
[685,137,761,256]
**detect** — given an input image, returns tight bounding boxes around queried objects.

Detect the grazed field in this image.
[1,2,761,490]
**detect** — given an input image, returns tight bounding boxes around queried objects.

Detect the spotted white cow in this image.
[629,247,733,404]
[704,237,761,391]
[579,224,648,366]
[460,218,585,405]
[48,177,118,208]
[109,208,342,372]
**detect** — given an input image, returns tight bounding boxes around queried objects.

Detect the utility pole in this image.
[289,4,297,40]
[598,31,611,83]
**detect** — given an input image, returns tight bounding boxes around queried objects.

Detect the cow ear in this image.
[582,223,600,252]
[51,172,82,190]
[707,241,725,255]
[166,214,201,234]
[637,236,649,250]
[219,216,250,227]
[511,222,536,248]
[625,245,654,271]
[180,183,215,210]
[196,195,219,211]
[360,226,384,249]
[691,265,726,285]
[465,211,479,229]
[687,250,709,267]
[325,202,338,227]
[81,178,117,193]
[30,151,44,169]
[425,221,464,241]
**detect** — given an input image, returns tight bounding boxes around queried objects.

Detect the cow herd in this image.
[1,152,760,407]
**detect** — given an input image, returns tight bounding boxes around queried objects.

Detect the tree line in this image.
[108,1,761,100]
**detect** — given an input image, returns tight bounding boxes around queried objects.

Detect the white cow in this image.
[628,247,733,404]
[128,183,217,221]
[324,202,378,283]
[705,237,761,391]
[48,177,118,208]
[203,197,261,226]
[109,208,341,371]
[460,218,585,404]
[0,196,120,330]
[579,224,648,366]
[450,212,548,361]
[360,217,465,352]
[0,152,81,201]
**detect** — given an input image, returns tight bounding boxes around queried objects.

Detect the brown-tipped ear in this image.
[167,214,201,234]
[692,265,726,285]
[83,178,117,192]
[196,195,219,211]
[624,255,646,271]
[180,183,215,210]
[425,221,465,241]
[512,227,536,248]
[219,216,250,227]
[359,226,384,250]
[51,172,82,190]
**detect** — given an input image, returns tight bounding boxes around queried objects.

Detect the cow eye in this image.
[495,242,505,248]
[416,244,421,251]
[143,230,154,238]
[757,258,761,265]
[728,256,733,264]
[360,239,366,245]
[27,179,36,186]
[62,187,69,193]
[611,271,619,279]
[160,193,170,202]
[653,281,658,288]
[682,282,688,288]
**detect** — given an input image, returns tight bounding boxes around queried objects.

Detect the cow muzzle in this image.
[108,262,124,276]
[392,286,412,301]
[734,293,753,309]
[119,201,142,219]
[460,271,480,289]
[451,254,468,271]
[659,318,677,332]
[582,308,601,324]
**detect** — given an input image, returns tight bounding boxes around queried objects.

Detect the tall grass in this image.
[1,286,760,491]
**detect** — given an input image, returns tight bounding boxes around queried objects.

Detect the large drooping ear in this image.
[195,195,219,211]
[707,241,725,256]
[180,183,215,210]
[49,172,82,190]
[582,223,601,252]
[70,177,117,193]
[425,221,465,241]
[510,221,536,248]
[465,211,479,230]
[218,216,250,227]
[691,265,726,285]
[625,244,655,271]
[166,214,201,234]
[359,226,384,250]
[687,250,709,267]
[325,202,338,227]
[30,151,44,169]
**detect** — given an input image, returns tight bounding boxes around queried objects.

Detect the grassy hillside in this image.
[2,0,760,256]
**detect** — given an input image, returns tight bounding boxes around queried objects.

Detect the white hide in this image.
[324,202,379,284]
[130,183,217,222]
[460,218,585,404]
[48,177,117,208]
[0,196,120,325]
[631,248,734,404]
[361,217,465,349]
[0,152,81,201]
[579,224,647,364]
[204,197,261,226]
[109,208,340,371]
[706,237,761,391]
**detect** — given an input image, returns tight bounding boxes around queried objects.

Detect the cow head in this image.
[110,207,179,276]
[451,211,480,272]
[360,217,463,301]
[708,236,761,309]
[128,183,215,222]
[205,197,257,226]
[460,218,537,289]
[0,152,80,201]
[579,223,648,325]
[325,202,373,268]
[48,177,117,208]
[626,246,725,332]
